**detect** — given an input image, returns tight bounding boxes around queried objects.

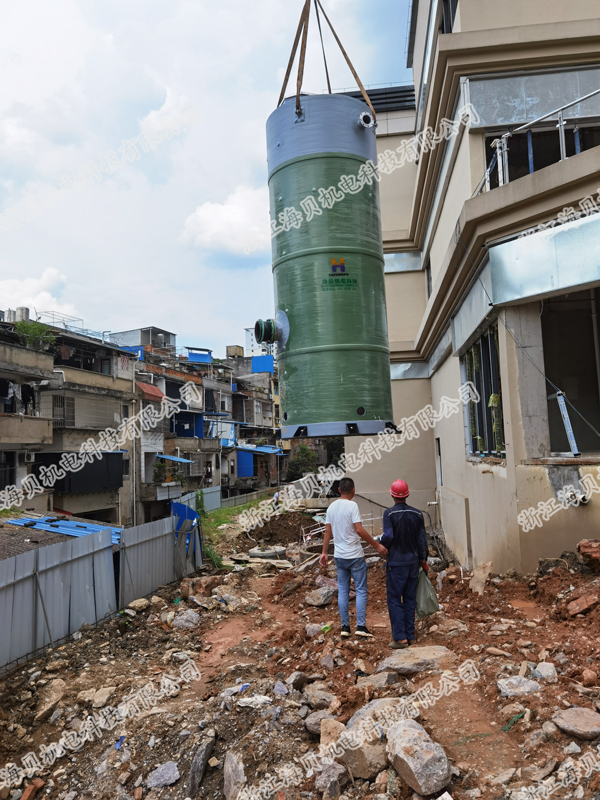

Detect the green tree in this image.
[195,489,207,518]
[14,320,56,351]
[287,443,318,482]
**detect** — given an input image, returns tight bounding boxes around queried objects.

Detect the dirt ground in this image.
[4,527,600,800]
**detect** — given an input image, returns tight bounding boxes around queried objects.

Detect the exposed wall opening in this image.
[541,290,600,454]
[461,322,505,457]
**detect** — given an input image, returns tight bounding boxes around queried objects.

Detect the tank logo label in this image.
[322,258,357,291]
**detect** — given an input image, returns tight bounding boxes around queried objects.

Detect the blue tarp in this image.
[251,355,274,374]
[236,445,282,454]
[8,517,122,545]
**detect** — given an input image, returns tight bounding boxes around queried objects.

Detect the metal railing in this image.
[481,87,600,191]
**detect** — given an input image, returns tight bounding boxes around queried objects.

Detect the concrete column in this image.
[503,303,551,460]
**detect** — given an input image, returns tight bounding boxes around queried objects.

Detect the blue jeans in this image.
[386,560,419,642]
[334,557,368,627]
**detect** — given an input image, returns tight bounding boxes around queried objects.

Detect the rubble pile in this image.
[4,538,600,800]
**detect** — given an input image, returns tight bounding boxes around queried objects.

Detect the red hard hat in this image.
[390,479,409,498]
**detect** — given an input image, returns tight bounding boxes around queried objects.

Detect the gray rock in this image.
[490,768,516,785]
[315,763,350,794]
[553,707,600,739]
[188,729,216,796]
[305,710,334,735]
[274,681,288,695]
[534,662,558,683]
[146,761,180,788]
[92,686,116,708]
[356,672,400,690]
[173,610,200,630]
[303,683,336,709]
[542,721,560,741]
[563,741,582,755]
[305,587,336,607]
[497,676,541,697]
[347,698,414,732]
[386,719,451,795]
[305,623,322,637]
[321,653,335,671]
[524,729,548,750]
[224,751,246,800]
[298,706,309,719]
[287,670,309,690]
[376,646,455,675]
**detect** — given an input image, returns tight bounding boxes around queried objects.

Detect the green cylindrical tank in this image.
[256,93,394,439]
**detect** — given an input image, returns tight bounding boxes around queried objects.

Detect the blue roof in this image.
[236,445,283,455]
[155,454,194,463]
[8,517,122,545]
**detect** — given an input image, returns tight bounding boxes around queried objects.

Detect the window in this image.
[425,260,432,298]
[230,461,235,475]
[461,323,505,457]
[101,359,111,375]
[441,0,458,34]
[122,404,129,419]
[123,459,130,478]
[435,438,443,486]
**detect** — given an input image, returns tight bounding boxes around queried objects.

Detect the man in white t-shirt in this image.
[320,477,388,638]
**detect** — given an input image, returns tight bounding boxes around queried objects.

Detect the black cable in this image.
[456,231,600,442]
[314,0,332,94]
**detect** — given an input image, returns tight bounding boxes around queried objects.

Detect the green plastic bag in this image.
[416,568,439,619]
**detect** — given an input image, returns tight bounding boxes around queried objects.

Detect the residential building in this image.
[347,1,600,573]
[245,326,276,357]
[0,320,55,514]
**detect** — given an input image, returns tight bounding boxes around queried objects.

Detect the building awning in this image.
[155,454,194,464]
[236,445,283,455]
[136,381,165,400]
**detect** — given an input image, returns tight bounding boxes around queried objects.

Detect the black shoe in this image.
[389,640,409,649]
[355,626,374,638]
[341,625,351,638]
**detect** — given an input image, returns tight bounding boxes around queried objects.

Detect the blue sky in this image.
[0,0,412,354]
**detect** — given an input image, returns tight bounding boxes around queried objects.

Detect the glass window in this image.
[462,323,505,457]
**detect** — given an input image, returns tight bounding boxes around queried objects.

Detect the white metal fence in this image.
[0,517,200,674]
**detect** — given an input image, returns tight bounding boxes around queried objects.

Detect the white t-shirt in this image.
[326,499,363,559]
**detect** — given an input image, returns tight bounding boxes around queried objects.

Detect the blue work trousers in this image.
[334,557,368,627]
[386,560,419,642]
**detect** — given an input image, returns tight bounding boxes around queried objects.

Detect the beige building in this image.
[348,1,600,573]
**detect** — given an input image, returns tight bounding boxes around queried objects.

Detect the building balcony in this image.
[0,343,54,381]
[55,365,133,394]
[140,482,183,502]
[169,436,221,453]
[0,413,53,445]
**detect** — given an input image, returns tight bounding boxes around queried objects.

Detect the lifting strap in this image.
[277,0,376,122]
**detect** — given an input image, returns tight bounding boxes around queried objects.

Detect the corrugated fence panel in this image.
[179,487,221,512]
[0,529,117,672]
[10,550,36,664]
[120,518,177,608]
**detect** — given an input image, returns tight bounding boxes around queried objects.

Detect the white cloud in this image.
[182,185,270,255]
[0,268,78,317]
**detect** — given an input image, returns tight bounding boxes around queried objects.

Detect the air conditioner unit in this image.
[25,452,36,463]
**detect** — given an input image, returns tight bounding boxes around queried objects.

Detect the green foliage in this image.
[14,320,56,351]
[202,537,224,570]
[286,443,318,482]
[153,460,167,483]
[0,507,19,518]
[195,489,207,518]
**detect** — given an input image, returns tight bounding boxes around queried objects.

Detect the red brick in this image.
[134,788,143,800]
[567,593,599,616]
[578,539,600,572]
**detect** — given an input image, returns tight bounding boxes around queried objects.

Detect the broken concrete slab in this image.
[469,561,492,595]
[35,678,67,722]
[552,707,600,739]
[386,719,451,795]
[92,686,116,708]
[127,598,150,612]
[376,646,456,675]
[567,594,598,616]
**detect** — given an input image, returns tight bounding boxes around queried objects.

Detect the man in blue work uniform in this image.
[381,479,429,649]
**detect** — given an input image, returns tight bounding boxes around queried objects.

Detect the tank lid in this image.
[266,93,377,175]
